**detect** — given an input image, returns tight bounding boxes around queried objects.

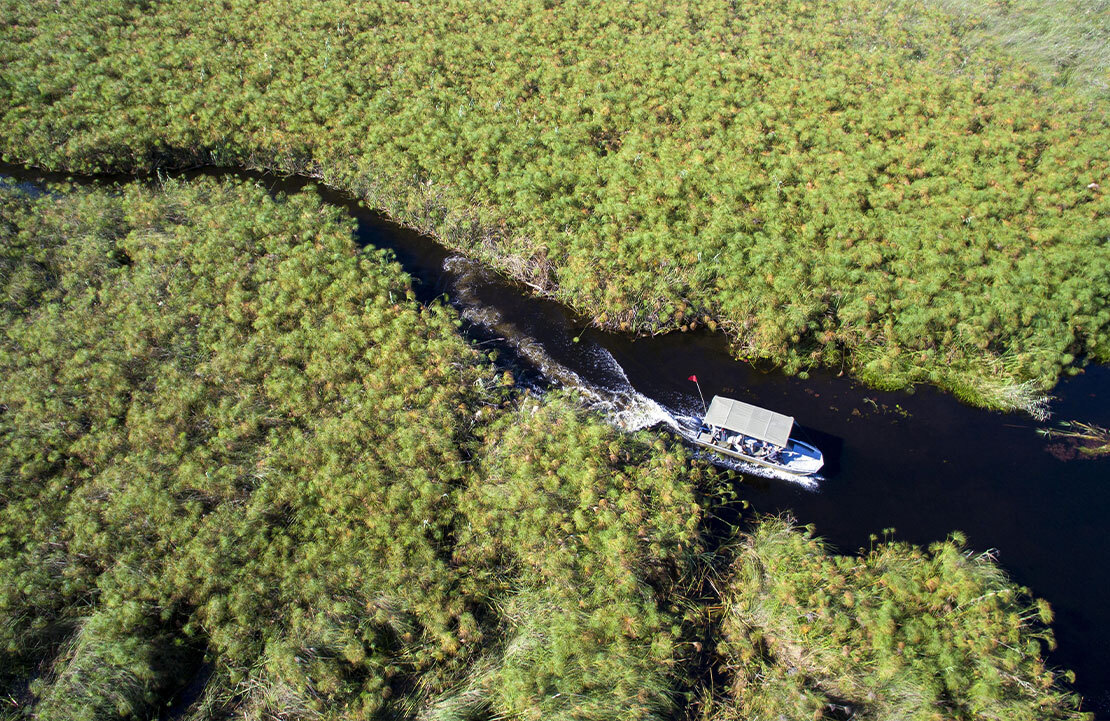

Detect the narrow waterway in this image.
[338,178,1110,717]
[340,176,1110,716]
[5,165,1109,714]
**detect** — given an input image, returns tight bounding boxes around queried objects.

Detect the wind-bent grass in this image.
[30,609,193,721]
[919,0,1109,95]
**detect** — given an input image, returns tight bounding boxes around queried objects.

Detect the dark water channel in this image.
[378,210,1110,715]
[5,165,1109,714]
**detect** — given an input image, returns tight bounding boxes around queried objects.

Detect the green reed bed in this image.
[710,517,1086,720]
[0,177,1089,718]
[0,178,705,719]
[1,0,1107,413]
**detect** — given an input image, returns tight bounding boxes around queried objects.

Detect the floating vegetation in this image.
[1039,420,1110,459]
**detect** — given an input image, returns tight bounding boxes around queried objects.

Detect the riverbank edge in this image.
[0,148,1062,418]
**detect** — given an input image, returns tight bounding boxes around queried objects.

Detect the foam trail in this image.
[579,344,682,431]
[446,255,678,431]
[460,303,676,431]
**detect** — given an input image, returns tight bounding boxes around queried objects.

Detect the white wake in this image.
[444,255,820,489]
[459,302,676,432]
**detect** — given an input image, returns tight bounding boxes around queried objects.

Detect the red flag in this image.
[688,375,698,382]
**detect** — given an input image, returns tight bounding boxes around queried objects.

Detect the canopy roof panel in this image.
[703,396,793,447]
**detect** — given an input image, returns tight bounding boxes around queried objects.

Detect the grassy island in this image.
[1,0,1108,411]
[0,178,1088,719]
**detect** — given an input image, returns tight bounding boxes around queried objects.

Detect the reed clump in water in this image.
[708,516,1089,720]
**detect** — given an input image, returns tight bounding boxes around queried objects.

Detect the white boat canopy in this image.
[703,396,794,448]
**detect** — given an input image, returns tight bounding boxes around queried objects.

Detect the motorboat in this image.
[694,395,823,476]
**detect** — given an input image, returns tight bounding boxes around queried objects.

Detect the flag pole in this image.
[688,375,707,415]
